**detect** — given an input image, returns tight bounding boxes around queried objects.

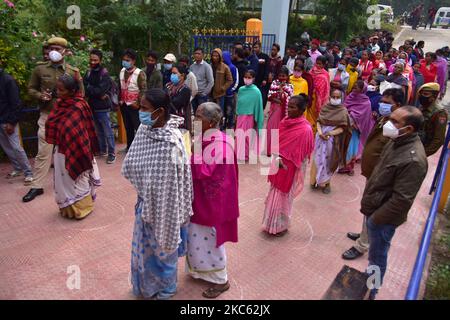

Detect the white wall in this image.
[261,0,291,57]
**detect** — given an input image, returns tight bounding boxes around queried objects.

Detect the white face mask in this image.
[49,50,63,63]
[383,120,407,139]
[367,85,377,92]
[330,98,342,106]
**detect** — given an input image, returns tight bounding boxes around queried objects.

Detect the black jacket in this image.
[255,52,270,86]
[0,69,21,125]
[83,66,112,111]
[234,59,248,89]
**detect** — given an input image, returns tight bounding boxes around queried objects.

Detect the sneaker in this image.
[24,176,34,185]
[106,155,116,164]
[95,152,107,157]
[6,170,22,179]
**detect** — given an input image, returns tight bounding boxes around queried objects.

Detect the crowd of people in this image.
[0,28,449,300]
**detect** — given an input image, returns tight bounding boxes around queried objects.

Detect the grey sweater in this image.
[190,60,214,96]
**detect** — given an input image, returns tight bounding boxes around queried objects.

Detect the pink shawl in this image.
[436,56,448,95]
[344,84,374,147]
[191,130,239,247]
[311,66,330,113]
[268,116,314,193]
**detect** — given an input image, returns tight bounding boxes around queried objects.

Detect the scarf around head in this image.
[45,94,98,180]
[344,85,374,146]
[121,116,193,254]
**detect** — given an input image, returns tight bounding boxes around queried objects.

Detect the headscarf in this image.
[46,94,98,180]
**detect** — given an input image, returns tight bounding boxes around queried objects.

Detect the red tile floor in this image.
[0,146,437,300]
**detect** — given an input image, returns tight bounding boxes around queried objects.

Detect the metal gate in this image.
[190,29,276,62]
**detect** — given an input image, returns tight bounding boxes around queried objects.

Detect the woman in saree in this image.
[263,94,314,237]
[310,89,351,194]
[338,80,375,176]
[235,70,264,162]
[188,102,239,299]
[266,66,294,156]
[45,74,101,220]
[122,88,193,300]
[306,56,330,133]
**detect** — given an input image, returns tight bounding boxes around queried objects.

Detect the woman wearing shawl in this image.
[122,89,193,300]
[263,94,314,237]
[435,50,448,99]
[166,64,192,133]
[188,102,239,299]
[338,80,374,175]
[46,75,101,220]
[235,70,264,162]
[307,56,330,133]
[420,52,438,84]
[310,89,351,194]
[266,66,294,156]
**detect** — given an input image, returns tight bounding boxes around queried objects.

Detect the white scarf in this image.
[122,116,193,253]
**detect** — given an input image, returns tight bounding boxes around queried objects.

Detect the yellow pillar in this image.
[438,142,450,212]
[117,110,127,144]
[246,18,263,42]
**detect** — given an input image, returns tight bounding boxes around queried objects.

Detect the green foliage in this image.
[426,263,450,299]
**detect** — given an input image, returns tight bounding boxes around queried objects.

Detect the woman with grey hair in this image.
[187,102,240,298]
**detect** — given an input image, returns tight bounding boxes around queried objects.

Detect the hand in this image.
[4,123,15,135]
[40,92,52,102]
[319,134,329,140]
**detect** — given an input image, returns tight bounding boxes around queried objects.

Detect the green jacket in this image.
[142,66,163,89]
[360,133,428,227]
[28,61,84,112]
[419,103,448,157]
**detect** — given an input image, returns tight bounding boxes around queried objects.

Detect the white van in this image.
[434,7,450,28]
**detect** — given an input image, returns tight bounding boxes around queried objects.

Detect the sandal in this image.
[322,184,331,194]
[202,282,230,299]
[274,230,288,237]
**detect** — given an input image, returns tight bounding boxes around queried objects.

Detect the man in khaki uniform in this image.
[23,37,84,203]
[417,82,448,157]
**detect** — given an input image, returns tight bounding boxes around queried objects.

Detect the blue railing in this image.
[405,122,450,300]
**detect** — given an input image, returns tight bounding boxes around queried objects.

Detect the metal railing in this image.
[405,122,450,300]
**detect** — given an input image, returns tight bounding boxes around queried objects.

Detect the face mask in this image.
[367,85,377,92]
[49,50,63,63]
[244,78,253,86]
[164,63,173,71]
[293,71,302,78]
[383,120,407,139]
[319,46,326,52]
[330,98,342,106]
[170,73,180,85]
[378,102,392,116]
[338,64,346,71]
[122,60,132,69]
[419,95,433,107]
[139,109,159,127]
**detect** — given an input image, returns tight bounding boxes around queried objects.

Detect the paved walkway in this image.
[0,147,438,300]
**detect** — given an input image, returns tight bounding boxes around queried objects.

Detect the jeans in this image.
[366,218,397,299]
[191,94,209,114]
[120,104,140,150]
[0,124,33,177]
[224,94,236,129]
[94,111,115,156]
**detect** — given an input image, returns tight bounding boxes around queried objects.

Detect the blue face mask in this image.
[139,109,159,127]
[319,46,327,52]
[378,103,392,117]
[164,63,173,71]
[338,64,346,71]
[122,60,132,69]
[170,73,180,85]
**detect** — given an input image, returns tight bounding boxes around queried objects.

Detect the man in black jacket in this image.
[0,68,33,183]
[233,48,248,89]
[83,49,116,164]
[253,41,270,109]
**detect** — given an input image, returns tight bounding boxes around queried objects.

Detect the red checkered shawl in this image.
[46,95,99,180]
